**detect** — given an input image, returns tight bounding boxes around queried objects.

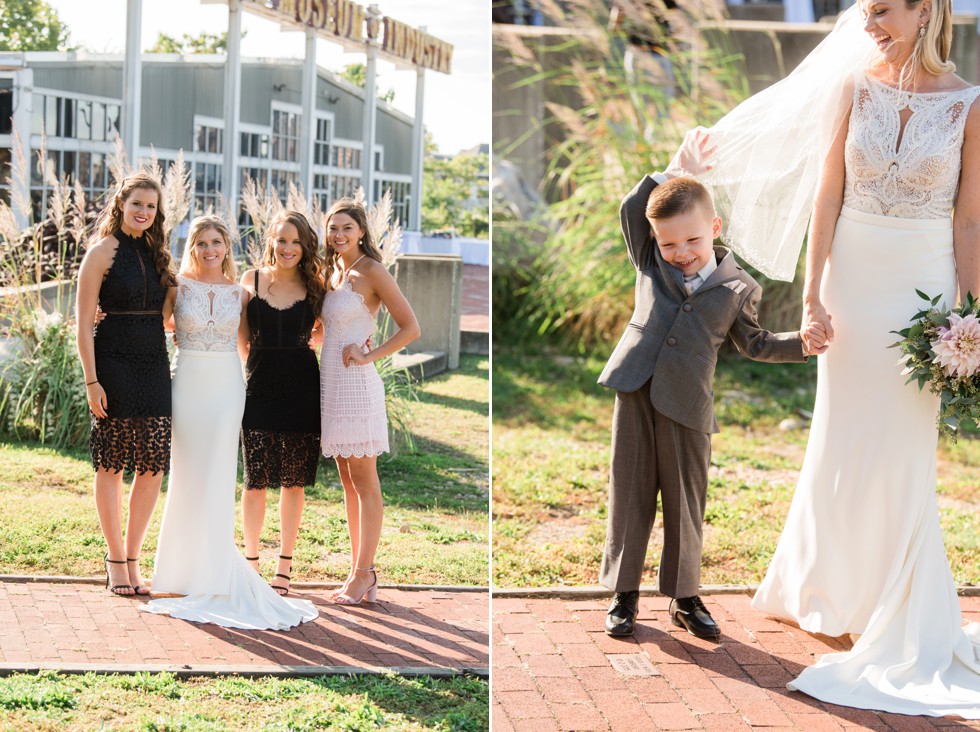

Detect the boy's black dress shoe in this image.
[605,590,640,636]
[669,596,721,640]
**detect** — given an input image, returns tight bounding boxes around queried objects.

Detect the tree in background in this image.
[339,63,396,104]
[0,0,72,52]
[148,30,242,55]
[423,138,489,238]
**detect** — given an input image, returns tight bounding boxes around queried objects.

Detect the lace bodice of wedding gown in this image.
[843,70,980,219]
[174,276,242,352]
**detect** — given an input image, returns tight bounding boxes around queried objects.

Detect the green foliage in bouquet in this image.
[891,289,980,441]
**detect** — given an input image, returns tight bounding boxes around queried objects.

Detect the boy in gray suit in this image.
[598,157,825,640]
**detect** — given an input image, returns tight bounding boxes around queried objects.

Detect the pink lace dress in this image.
[319,267,389,458]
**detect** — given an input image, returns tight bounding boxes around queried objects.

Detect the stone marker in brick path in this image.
[493,592,980,731]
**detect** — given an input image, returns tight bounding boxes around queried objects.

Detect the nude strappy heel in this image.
[332,566,378,606]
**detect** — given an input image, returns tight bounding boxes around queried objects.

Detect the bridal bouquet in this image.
[892,290,980,439]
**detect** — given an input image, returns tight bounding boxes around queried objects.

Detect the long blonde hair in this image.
[95,172,175,288]
[180,215,238,281]
[899,0,955,87]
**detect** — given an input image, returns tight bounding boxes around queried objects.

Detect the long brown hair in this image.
[264,210,326,313]
[323,198,382,291]
[95,172,176,288]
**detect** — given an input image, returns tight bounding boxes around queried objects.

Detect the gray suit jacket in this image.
[597,174,807,434]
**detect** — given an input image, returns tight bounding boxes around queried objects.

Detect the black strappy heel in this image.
[271,554,292,595]
[127,557,150,595]
[104,554,133,596]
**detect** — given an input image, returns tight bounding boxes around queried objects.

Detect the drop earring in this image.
[919,24,926,38]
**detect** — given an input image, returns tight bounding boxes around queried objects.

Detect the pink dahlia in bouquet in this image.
[892,290,980,439]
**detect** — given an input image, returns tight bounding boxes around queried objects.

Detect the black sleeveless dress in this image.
[241,271,321,489]
[89,229,172,474]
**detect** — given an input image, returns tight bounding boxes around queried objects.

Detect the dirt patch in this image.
[525,516,596,545]
[710,463,800,489]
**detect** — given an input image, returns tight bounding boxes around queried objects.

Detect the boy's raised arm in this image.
[620,128,718,271]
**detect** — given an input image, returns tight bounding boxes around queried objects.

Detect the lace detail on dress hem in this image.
[325,443,389,459]
[241,428,320,489]
[90,415,171,475]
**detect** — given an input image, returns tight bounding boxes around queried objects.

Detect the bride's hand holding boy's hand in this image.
[664,127,717,179]
[802,321,830,355]
[803,302,835,343]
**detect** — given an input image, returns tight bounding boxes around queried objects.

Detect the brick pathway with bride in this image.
[493,592,980,731]
[0,578,487,677]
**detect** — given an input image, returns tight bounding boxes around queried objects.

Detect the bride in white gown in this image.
[141,215,317,630]
[739,0,980,717]
[691,0,980,717]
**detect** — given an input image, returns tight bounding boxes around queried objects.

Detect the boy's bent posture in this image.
[598,173,824,640]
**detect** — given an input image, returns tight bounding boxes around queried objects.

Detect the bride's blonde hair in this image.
[180,215,238,280]
[903,0,955,82]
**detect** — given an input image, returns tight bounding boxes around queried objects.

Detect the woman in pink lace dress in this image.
[320,198,420,605]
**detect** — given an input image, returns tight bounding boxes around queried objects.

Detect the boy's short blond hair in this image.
[645,177,715,222]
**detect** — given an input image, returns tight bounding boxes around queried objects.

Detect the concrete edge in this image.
[0,662,490,680]
[491,584,980,599]
[0,575,489,593]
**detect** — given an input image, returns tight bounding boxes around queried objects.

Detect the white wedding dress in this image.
[753,71,980,716]
[141,276,318,630]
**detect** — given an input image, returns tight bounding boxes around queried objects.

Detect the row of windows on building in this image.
[27,95,369,169]
[32,93,120,142]
[204,118,361,170]
[1,89,412,231]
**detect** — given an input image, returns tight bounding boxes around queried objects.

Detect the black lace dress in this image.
[241,272,321,489]
[90,229,172,474]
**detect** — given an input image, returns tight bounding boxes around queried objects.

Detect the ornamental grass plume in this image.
[932,313,980,378]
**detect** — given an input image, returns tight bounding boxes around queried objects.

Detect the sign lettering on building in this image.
[379,17,451,74]
[242,0,452,73]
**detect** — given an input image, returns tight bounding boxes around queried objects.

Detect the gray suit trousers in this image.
[599,381,711,598]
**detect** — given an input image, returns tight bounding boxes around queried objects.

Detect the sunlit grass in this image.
[493,349,980,588]
[0,671,489,731]
[0,356,489,587]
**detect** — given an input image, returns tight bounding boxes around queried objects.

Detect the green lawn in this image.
[0,355,489,587]
[0,671,488,731]
[493,349,980,589]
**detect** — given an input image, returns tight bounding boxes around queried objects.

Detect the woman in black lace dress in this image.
[239,210,325,595]
[75,173,176,596]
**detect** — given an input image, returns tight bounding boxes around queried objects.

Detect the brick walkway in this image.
[462,264,489,333]
[493,592,980,731]
[0,579,488,677]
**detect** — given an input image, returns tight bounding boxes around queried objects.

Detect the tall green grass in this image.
[493,0,806,354]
